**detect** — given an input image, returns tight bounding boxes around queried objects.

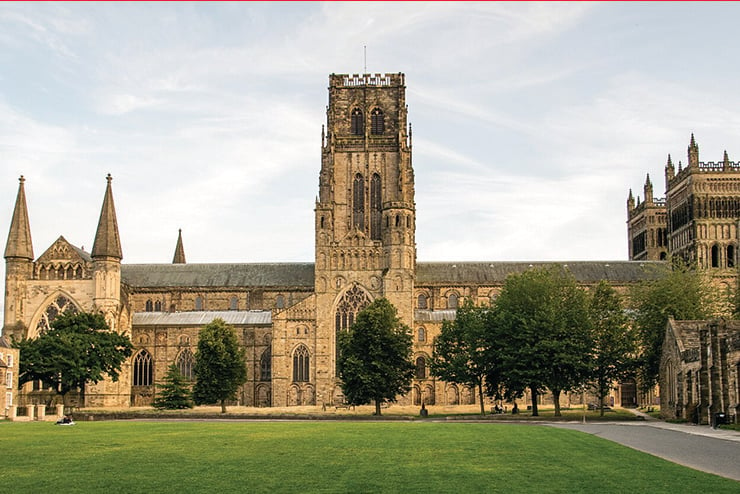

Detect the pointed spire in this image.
[4,176,34,260]
[723,150,730,171]
[678,160,683,173]
[644,173,653,203]
[665,154,675,188]
[172,229,186,264]
[627,188,635,211]
[688,133,699,168]
[91,174,122,260]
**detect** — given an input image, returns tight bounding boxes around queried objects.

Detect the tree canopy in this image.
[16,311,133,406]
[490,266,591,416]
[153,363,193,410]
[432,299,493,415]
[588,280,638,415]
[629,262,714,390]
[337,298,414,415]
[193,318,247,413]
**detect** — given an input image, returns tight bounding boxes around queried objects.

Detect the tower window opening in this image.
[728,245,735,268]
[351,108,364,135]
[711,244,720,268]
[371,108,384,135]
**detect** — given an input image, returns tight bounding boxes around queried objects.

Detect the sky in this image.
[3,2,740,296]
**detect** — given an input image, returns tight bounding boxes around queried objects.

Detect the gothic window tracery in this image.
[351,108,363,135]
[133,350,153,386]
[293,345,310,382]
[334,285,371,333]
[353,174,365,231]
[371,108,384,135]
[176,349,195,380]
[35,295,78,334]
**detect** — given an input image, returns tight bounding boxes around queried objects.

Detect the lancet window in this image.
[370,108,384,135]
[353,173,365,231]
[370,173,382,240]
[351,108,364,135]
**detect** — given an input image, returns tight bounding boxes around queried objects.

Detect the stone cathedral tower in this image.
[313,73,416,404]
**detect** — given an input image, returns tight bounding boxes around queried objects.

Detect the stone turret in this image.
[723,150,730,171]
[91,174,122,329]
[4,176,34,329]
[172,229,186,264]
[665,154,675,189]
[644,173,653,204]
[627,189,635,212]
[688,133,699,168]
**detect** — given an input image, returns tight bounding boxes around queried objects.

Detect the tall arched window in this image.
[145,299,153,312]
[229,296,238,310]
[133,350,153,386]
[417,294,428,309]
[370,173,382,240]
[176,349,195,380]
[260,348,271,382]
[448,293,459,309]
[276,295,285,309]
[194,296,203,311]
[351,108,364,135]
[353,173,365,230]
[728,245,735,268]
[371,108,384,135]
[335,285,371,333]
[415,356,427,379]
[35,295,78,334]
[293,345,310,382]
[711,244,720,268]
[154,300,162,312]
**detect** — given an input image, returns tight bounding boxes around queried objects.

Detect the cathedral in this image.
[4,73,660,409]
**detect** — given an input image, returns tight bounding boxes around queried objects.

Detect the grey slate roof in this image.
[415,261,668,285]
[121,260,666,289]
[122,263,315,289]
[415,309,457,322]
[133,311,272,326]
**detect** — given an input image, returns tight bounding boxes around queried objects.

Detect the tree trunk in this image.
[599,377,606,417]
[80,381,86,409]
[531,387,539,416]
[478,382,485,416]
[375,399,382,416]
[552,388,561,417]
[220,399,227,413]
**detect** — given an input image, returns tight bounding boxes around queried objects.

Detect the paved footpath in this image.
[549,418,740,481]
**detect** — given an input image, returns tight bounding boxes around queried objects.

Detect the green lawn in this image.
[1,421,736,493]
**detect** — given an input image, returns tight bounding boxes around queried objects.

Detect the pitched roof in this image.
[133,310,272,326]
[121,261,666,289]
[4,176,34,260]
[415,261,668,285]
[122,263,315,289]
[91,174,122,260]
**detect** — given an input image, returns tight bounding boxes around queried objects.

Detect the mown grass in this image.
[1,421,736,493]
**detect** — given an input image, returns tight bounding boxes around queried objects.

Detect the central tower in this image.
[313,73,416,403]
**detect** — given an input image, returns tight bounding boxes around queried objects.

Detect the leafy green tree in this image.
[588,281,638,416]
[193,318,247,413]
[490,266,591,416]
[16,311,133,407]
[629,262,713,391]
[432,300,493,416]
[153,363,193,410]
[337,298,414,416]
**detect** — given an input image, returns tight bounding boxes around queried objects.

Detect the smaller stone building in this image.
[0,335,20,416]
[661,318,740,424]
